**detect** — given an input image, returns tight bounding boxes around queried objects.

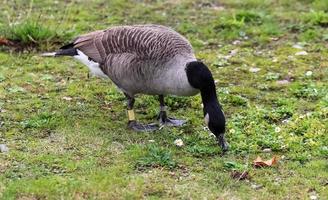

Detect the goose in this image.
[43,25,228,151]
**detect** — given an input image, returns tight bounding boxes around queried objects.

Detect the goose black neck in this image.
[186,61,227,150]
[185,60,225,131]
[186,61,220,106]
[200,81,218,105]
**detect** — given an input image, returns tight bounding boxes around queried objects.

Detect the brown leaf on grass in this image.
[230,170,249,180]
[0,38,13,46]
[253,156,278,167]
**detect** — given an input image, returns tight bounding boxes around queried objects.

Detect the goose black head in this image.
[186,61,228,152]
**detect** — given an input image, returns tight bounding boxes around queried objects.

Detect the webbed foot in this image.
[158,111,186,127]
[127,120,159,132]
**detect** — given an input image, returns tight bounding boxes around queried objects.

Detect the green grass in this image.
[0,18,72,50]
[1,19,55,43]
[136,144,177,170]
[0,0,328,199]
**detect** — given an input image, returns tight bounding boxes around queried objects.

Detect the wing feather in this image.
[69,25,193,64]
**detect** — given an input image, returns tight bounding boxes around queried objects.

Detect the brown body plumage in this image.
[65,25,198,96]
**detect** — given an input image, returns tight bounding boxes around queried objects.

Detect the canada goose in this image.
[43,25,228,151]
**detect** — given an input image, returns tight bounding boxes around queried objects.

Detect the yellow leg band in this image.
[127,109,135,121]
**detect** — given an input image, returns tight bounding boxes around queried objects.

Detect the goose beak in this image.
[217,134,229,152]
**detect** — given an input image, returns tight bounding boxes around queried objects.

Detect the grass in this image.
[2,19,55,43]
[136,144,177,170]
[0,18,72,50]
[0,0,328,199]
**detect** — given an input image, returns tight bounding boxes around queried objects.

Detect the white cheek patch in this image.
[204,113,209,126]
[74,50,108,78]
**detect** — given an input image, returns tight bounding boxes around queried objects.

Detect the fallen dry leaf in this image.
[0,38,14,46]
[253,156,278,167]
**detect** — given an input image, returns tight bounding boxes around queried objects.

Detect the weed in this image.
[291,84,320,100]
[265,72,280,81]
[136,144,177,170]
[303,11,328,27]
[1,19,55,44]
[224,95,249,107]
[215,16,245,30]
[21,112,58,129]
[7,86,26,93]
[287,23,309,33]
[299,28,321,41]
[235,10,263,25]
[0,17,72,50]
[223,161,247,171]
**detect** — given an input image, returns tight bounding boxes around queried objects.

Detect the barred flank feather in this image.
[60,25,197,96]
[71,25,193,64]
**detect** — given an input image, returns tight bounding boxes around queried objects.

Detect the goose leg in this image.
[125,94,159,132]
[157,95,186,126]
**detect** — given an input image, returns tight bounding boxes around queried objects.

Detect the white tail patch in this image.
[41,52,56,57]
[74,50,108,78]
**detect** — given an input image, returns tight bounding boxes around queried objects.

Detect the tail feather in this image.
[55,48,78,56]
[41,47,78,57]
[41,52,56,57]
